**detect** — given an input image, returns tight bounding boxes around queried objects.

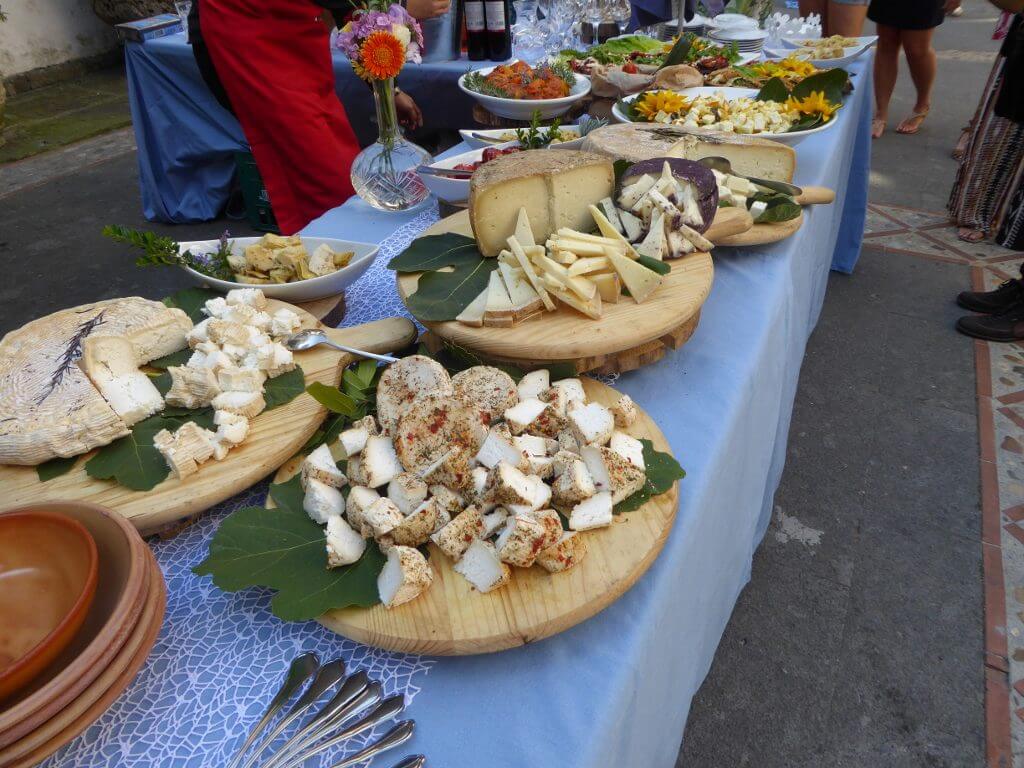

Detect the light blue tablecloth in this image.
[123,33,477,223]
[41,54,872,768]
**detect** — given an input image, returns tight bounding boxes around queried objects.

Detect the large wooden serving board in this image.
[397,209,721,376]
[0,306,417,535]
[269,377,680,655]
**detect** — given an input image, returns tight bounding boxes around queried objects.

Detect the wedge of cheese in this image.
[605,248,662,304]
[581,123,797,183]
[456,287,489,327]
[483,270,515,327]
[469,150,615,257]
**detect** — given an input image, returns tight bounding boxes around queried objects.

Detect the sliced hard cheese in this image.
[635,209,666,261]
[456,287,489,327]
[605,247,663,304]
[508,236,556,311]
[589,205,640,259]
[497,261,544,317]
[514,207,536,247]
[0,297,191,465]
[549,285,603,320]
[483,270,515,326]
[470,150,615,257]
[591,272,621,303]
[582,123,797,183]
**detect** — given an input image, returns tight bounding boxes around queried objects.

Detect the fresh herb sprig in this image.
[103,225,236,281]
[515,111,562,150]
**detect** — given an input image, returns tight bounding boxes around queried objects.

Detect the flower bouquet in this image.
[335,3,430,211]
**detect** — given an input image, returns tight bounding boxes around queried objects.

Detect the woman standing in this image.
[868,0,956,138]
[798,0,869,37]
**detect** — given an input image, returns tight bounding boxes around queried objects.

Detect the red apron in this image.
[199,0,360,234]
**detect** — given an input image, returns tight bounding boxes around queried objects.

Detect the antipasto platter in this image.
[0,290,416,534]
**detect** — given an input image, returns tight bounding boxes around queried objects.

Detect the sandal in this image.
[871,117,886,139]
[957,227,986,243]
[897,109,930,134]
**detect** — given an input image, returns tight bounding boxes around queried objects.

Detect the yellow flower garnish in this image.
[785,91,839,122]
[635,90,688,119]
[753,56,818,79]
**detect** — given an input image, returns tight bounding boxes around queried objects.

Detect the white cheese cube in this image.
[609,431,645,470]
[569,491,613,531]
[377,546,433,608]
[346,485,380,536]
[213,410,249,446]
[485,461,536,507]
[551,458,596,507]
[303,478,345,524]
[430,506,485,560]
[481,507,509,538]
[517,369,550,401]
[475,430,527,470]
[338,426,369,458]
[302,443,347,489]
[325,516,366,567]
[612,394,638,428]
[387,472,428,515]
[362,497,404,538]
[454,539,511,593]
[567,402,614,446]
[494,513,548,567]
[361,435,404,488]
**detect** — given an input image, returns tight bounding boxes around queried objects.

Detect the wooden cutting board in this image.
[715,209,804,248]
[0,306,417,536]
[397,209,718,375]
[268,377,680,655]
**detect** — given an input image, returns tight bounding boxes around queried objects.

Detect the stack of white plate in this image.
[708,22,768,55]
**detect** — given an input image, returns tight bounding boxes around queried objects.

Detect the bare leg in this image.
[873,23,900,138]
[828,0,867,37]
[896,27,937,133]
[799,0,828,34]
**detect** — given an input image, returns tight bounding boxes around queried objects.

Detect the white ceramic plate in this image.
[178,236,379,302]
[762,44,865,69]
[709,28,768,42]
[458,66,591,120]
[458,125,585,150]
[419,142,519,204]
[612,85,842,143]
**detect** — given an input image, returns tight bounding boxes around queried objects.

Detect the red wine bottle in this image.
[485,0,511,61]
[465,0,488,61]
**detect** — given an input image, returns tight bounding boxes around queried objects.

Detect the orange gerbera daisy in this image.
[360,30,405,80]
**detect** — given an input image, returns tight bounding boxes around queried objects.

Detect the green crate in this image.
[233,152,280,234]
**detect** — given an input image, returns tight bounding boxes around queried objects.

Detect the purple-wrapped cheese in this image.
[619,158,719,234]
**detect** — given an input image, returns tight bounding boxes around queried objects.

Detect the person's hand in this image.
[396,91,423,130]
[406,0,451,19]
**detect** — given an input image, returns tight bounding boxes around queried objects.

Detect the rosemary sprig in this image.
[103,225,235,281]
[515,111,562,149]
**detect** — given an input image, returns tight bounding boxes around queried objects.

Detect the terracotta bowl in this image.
[0,503,150,746]
[0,512,98,703]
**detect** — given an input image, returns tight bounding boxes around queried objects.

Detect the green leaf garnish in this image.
[307,381,359,416]
[104,225,235,281]
[387,233,482,273]
[193,474,387,621]
[405,257,498,322]
[755,76,790,103]
[83,414,180,491]
[36,455,79,482]
[749,192,802,224]
[264,366,306,410]
[614,439,686,513]
[147,348,192,369]
[162,286,221,323]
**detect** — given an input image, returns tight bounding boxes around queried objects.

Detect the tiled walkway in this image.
[867,202,1024,767]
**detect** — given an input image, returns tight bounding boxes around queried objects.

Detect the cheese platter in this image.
[251,366,682,655]
[0,291,416,534]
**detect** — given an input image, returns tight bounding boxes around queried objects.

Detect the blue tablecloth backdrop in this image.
[124,32,477,223]
[41,53,872,768]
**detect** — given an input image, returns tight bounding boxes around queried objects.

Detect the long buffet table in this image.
[46,46,873,768]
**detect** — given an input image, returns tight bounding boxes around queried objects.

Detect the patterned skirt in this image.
[948,55,1024,250]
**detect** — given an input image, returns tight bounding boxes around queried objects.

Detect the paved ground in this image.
[0,3,1013,764]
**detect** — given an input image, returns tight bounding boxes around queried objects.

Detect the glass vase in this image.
[350,78,431,212]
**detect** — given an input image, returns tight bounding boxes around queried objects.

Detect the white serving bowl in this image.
[612,85,843,143]
[458,125,585,150]
[178,236,379,303]
[764,37,873,68]
[458,66,591,120]
[419,142,519,204]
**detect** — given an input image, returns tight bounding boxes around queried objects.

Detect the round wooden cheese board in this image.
[396,208,743,376]
[268,377,680,655]
[0,304,417,536]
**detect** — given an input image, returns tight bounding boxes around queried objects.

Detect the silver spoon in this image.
[283,329,399,364]
[260,673,372,768]
[225,653,320,768]
[279,695,406,768]
[240,658,347,768]
[325,720,416,768]
[697,156,804,197]
[390,757,426,768]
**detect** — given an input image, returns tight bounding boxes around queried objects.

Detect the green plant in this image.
[103,225,235,281]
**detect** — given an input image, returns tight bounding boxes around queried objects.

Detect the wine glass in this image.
[583,0,604,45]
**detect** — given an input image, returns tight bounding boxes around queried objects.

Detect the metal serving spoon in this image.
[283,329,399,364]
[697,156,804,198]
[225,653,320,768]
[390,757,427,768]
[278,695,406,768]
[240,659,348,768]
[325,720,416,768]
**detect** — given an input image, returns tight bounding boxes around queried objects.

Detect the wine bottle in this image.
[465,0,488,61]
[485,0,511,61]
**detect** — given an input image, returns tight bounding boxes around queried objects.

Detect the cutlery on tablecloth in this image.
[283,329,400,364]
[325,720,416,768]
[240,658,347,768]
[225,652,320,768]
[276,695,406,768]
[261,675,379,768]
[389,757,426,768]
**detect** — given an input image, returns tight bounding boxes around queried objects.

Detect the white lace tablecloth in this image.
[40,206,441,768]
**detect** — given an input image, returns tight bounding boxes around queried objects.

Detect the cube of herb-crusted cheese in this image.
[362,497,404,538]
[377,546,433,608]
[388,498,441,547]
[428,484,466,518]
[454,539,511,593]
[609,431,645,471]
[569,491,613,531]
[303,478,345,524]
[504,398,564,437]
[481,507,509,538]
[388,472,429,516]
[361,436,404,488]
[475,429,527,470]
[540,378,587,417]
[536,530,588,572]
[567,402,614,447]
[339,426,370,458]
[301,443,347,489]
[484,461,536,507]
[325,515,366,567]
[430,505,485,560]
[494,513,549,567]
[612,394,638,428]
[552,458,596,508]
[346,486,380,537]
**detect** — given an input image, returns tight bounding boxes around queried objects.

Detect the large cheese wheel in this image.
[469,150,615,257]
[582,124,796,183]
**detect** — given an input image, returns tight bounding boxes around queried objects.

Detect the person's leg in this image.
[828,0,867,37]
[799,0,828,34]
[872,23,901,138]
[896,27,937,133]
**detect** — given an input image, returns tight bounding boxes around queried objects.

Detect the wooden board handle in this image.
[707,206,754,244]
[795,186,835,205]
[322,317,418,356]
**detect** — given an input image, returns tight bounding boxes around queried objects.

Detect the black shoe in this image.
[957,278,1024,314]
[956,301,1024,342]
